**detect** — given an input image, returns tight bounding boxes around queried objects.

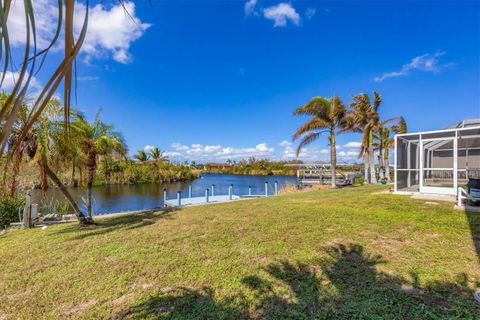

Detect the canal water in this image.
[32,173,297,215]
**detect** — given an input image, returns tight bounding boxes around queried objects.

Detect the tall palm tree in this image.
[349,92,404,184]
[376,117,407,181]
[71,111,127,217]
[349,92,383,184]
[292,96,348,188]
[134,150,150,162]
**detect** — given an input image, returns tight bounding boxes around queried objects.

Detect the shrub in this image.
[354,177,365,186]
[0,196,24,229]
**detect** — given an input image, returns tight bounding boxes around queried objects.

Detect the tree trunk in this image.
[368,131,377,184]
[43,161,93,225]
[10,153,21,197]
[385,152,391,182]
[86,145,96,218]
[71,159,77,187]
[330,131,337,188]
[23,190,33,228]
[363,152,369,184]
[378,150,385,181]
[79,166,83,186]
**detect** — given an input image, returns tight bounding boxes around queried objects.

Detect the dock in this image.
[163,182,279,208]
[165,195,241,207]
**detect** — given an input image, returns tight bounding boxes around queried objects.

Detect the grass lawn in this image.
[1,185,479,319]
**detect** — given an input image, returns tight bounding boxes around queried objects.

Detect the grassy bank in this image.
[0,186,479,319]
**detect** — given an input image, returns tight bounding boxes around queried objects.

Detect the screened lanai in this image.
[394,119,480,196]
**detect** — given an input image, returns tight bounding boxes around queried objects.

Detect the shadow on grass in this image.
[116,243,479,319]
[465,209,480,264]
[114,287,249,320]
[53,209,178,241]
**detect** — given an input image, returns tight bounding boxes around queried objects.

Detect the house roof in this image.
[448,118,480,129]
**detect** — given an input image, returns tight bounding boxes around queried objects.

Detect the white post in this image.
[229,184,233,200]
[205,188,209,203]
[457,187,462,207]
[163,188,167,207]
[211,184,215,197]
[394,135,397,192]
[177,191,181,207]
[264,181,268,196]
[248,186,252,196]
[274,181,278,195]
[407,141,411,188]
[416,141,420,187]
[188,185,192,198]
[453,131,458,193]
[419,137,424,190]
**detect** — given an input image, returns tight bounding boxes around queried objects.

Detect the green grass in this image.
[0,185,479,319]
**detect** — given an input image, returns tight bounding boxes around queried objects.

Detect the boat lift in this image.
[285,163,361,186]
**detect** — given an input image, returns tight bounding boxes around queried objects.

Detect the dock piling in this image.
[274,181,278,195]
[265,181,268,197]
[229,184,233,200]
[188,185,192,198]
[248,186,252,196]
[163,188,167,207]
[177,191,181,207]
[205,188,209,203]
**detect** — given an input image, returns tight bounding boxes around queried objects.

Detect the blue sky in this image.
[7,0,480,162]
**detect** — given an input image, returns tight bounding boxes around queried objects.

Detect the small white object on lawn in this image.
[41,225,48,230]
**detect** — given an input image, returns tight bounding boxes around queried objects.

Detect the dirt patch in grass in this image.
[62,299,96,318]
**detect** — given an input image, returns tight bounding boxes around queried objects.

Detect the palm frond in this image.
[295,132,320,157]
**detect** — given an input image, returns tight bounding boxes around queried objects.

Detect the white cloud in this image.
[144,145,155,153]
[8,0,57,48]
[245,0,258,16]
[263,3,300,27]
[75,2,151,64]
[343,141,361,148]
[279,140,362,163]
[278,140,291,148]
[305,8,317,19]
[1,71,43,98]
[374,51,453,82]
[162,140,363,163]
[165,142,275,161]
[7,0,150,64]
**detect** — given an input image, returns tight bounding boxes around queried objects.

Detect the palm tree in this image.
[349,92,404,184]
[134,150,150,162]
[6,98,92,225]
[292,96,348,188]
[149,147,168,162]
[348,92,383,184]
[71,111,127,217]
[376,117,407,181]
